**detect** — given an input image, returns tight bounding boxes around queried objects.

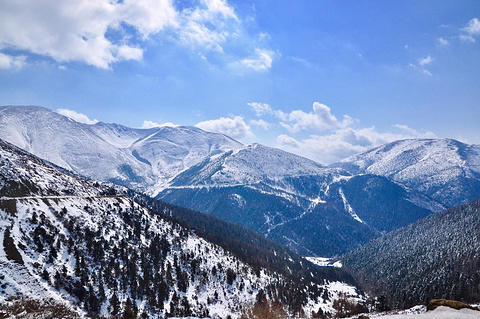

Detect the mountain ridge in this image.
[2,105,478,257]
[332,138,480,207]
[0,105,242,194]
[0,137,364,318]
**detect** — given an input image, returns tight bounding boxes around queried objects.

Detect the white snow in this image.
[370,306,480,319]
[338,188,364,224]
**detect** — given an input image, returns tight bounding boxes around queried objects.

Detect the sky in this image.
[1,0,480,164]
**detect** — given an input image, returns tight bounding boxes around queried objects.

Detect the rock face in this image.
[427,299,480,311]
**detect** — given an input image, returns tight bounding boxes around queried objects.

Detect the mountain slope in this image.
[342,198,480,309]
[332,138,480,207]
[0,138,364,318]
[159,144,443,256]
[2,106,466,258]
[0,105,241,194]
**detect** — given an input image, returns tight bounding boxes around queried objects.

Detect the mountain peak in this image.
[333,138,480,207]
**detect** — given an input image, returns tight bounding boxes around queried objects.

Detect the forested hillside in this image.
[342,199,480,309]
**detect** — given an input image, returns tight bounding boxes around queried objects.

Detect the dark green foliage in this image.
[226,268,236,285]
[129,190,358,287]
[343,199,480,309]
[3,228,23,264]
[0,199,17,215]
[158,172,438,256]
[0,137,362,318]
[331,175,433,232]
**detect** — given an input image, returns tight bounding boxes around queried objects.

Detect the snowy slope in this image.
[130,125,242,192]
[0,105,241,194]
[1,106,472,257]
[169,143,327,189]
[373,306,480,319]
[0,138,364,318]
[333,138,480,207]
[160,145,442,256]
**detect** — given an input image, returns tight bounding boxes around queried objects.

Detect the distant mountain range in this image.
[1,105,479,257]
[159,144,442,256]
[332,138,480,207]
[0,137,361,318]
[0,105,241,194]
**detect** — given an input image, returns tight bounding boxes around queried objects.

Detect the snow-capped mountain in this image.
[332,138,480,207]
[0,105,241,194]
[159,143,443,256]
[2,106,478,258]
[0,137,364,318]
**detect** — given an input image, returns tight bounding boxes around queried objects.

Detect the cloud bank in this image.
[196,116,254,140]
[0,0,266,69]
[276,125,437,164]
[246,102,437,164]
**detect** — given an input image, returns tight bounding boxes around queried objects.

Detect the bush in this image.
[241,296,287,319]
[0,297,81,318]
[427,299,480,311]
[332,293,368,318]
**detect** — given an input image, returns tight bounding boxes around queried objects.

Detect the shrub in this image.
[0,297,81,318]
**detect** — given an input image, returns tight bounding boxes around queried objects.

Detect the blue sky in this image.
[1,0,479,164]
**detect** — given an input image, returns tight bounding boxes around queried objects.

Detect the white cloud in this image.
[196,116,254,140]
[57,109,98,125]
[0,0,242,68]
[141,120,178,129]
[276,125,437,164]
[175,0,239,53]
[248,102,273,117]
[240,48,275,71]
[461,17,480,42]
[178,20,229,53]
[250,119,271,131]
[0,52,26,69]
[437,37,449,46]
[247,101,356,133]
[279,102,355,133]
[419,56,433,66]
[410,56,433,76]
[0,0,177,69]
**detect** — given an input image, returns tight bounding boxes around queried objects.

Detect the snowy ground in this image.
[367,306,480,319]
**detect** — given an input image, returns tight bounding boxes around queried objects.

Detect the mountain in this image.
[158,144,443,256]
[0,138,365,318]
[342,198,480,310]
[332,138,480,208]
[0,105,241,194]
[6,106,478,258]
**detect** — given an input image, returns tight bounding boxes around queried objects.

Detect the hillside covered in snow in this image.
[0,105,241,194]
[1,105,479,258]
[333,138,480,207]
[0,138,366,318]
[159,143,443,256]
